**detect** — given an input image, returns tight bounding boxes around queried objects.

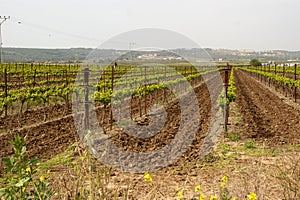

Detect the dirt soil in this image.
[0,72,222,170]
[235,70,300,145]
[0,103,73,131]
[1,70,300,199]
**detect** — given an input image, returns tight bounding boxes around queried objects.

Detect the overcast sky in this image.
[1,0,300,50]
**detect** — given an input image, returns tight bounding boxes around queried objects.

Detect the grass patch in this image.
[38,144,77,170]
[225,132,240,142]
[201,140,300,170]
[244,139,256,149]
[286,144,300,152]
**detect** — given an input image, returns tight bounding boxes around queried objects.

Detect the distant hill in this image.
[2,47,300,63]
[3,48,92,63]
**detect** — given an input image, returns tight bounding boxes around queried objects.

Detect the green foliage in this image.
[228,68,237,102]
[94,90,112,105]
[202,152,218,163]
[218,68,237,107]
[95,68,219,106]
[250,59,262,67]
[245,139,256,149]
[240,68,300,88]
[226,132,239,142]
[0,134,53,200]
[0,84,74,112]
[0,63,220,115]
[263,65,300,75]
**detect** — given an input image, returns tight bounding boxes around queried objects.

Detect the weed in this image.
[202,152,218,163]
[226,132,239,142]
[245,140,256,149]
[0,134,53,199]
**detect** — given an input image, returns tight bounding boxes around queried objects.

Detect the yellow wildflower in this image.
[200,193,206,200]
[47,170,50,174]
[22,187,26,192]
[25,167,31,174]
[177,189,183,200]
[79,156,85,161]
[221,176,228,183]
[195,185,202,192]
[231,198,237,200]
[210,195,217,200]
[39,176,45,182]
[220,182,226,188]
[144,173,153,185]
[247,192,256,200]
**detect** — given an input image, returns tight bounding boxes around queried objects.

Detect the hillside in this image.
[2,47,300,63]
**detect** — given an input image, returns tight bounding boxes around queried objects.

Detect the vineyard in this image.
[0,62,225,162]
[0,62,300,199]
[240,64,300,102]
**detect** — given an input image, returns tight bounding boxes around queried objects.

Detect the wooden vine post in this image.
[294,64,297,102]
[46,72,49,85]
[164,65,166,102]
[83,68,91,130]
[22,63,25,82]
[4,68,8,116]
[260,64,263,82]
[223,64,231,133]
[268,64,271,87]
[110,63,116,130]
[33,69,36,88]
[144,66,147,115]
[65,70,68,85]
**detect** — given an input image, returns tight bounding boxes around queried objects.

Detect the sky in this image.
[1,0,300,50]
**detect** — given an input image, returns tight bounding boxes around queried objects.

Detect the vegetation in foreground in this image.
[0,131,299,199]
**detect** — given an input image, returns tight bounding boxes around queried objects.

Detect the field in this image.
[0,62,300,199]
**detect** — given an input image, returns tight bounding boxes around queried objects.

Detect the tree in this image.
[250,59,262,67]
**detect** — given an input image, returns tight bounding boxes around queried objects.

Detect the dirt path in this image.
[94,72,223,172]
[235,70,300,145]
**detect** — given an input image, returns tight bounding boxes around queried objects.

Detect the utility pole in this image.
[0,16,10,63]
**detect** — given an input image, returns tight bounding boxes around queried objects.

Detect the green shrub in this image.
[0,134,53,199]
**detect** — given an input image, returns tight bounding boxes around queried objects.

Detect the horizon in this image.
[3,46,300,52]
